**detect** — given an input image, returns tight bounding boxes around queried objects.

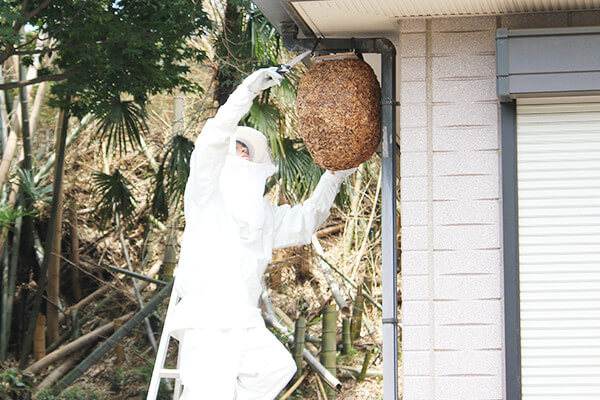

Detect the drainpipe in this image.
[281,23,399,400]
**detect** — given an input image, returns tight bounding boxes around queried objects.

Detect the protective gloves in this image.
[242,67,284,96]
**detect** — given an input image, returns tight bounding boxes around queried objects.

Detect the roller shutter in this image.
[517,97,600,399]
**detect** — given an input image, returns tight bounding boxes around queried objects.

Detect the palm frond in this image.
[94,96,149,155]
[150,134,194,221]
[150,166,168,222]
[92,169,137,228]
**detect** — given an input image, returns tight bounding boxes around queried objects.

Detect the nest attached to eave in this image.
[297,56,381,171]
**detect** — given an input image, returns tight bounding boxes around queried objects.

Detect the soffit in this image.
[290,0,600,36]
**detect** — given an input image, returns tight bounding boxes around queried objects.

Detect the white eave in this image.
[289,0,600,37]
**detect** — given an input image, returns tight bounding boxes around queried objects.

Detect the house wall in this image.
[398,15,503,400]
[398,11,600,400]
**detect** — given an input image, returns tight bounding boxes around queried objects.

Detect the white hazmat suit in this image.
[164,68,355,400]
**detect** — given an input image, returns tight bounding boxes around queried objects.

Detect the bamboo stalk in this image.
[28,81,47,136]
[317,253,382,312]
[0,213,21,361]
[278,370,309,400]
[20,104,70,366]
[69,205,82,301]
[0,129,17,189]
[161,219,178,281]
[293,315,306,380]
[25,312,134,375]
[18,49,33,174]
[71,309,80,340]
[273,306,321,347]
[260,288,341,391]
[321,304,337,397]
[350,283,364,342]
[342,318,352,355]
[47,182,64,344]
[338,365,382,379]
[46,331,70,355]
[0,68,8,147]
[33,346,89,396]
[33,315,46,361]
[114,318,125,365]
[0,246,8,362]
[53,283,173,394]
[311,235,350,316]
[358,348,375,382]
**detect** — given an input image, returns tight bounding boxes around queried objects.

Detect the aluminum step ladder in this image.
[146,274,184,400]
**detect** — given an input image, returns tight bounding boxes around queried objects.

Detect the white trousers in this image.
[178,326,297,400]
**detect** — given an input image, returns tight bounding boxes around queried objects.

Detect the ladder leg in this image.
[147,288,181,400]
[173,338,183,400]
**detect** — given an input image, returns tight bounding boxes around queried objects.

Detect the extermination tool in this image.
[276,49,312,74]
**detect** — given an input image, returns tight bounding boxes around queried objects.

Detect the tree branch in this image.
[0,69,79,90]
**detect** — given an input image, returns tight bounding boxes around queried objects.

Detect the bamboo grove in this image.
[1,1,395,399]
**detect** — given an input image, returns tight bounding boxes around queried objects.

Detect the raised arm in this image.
[269,168,356,249]
[186,68,283,206]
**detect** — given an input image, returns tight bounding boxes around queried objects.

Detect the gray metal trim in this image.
[502,26,600,37]
[495,26,600,100]
[500,100,522,400]
[496,29,511,102]
[380,49,399,400]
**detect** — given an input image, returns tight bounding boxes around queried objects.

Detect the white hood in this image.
[219,152,276,242]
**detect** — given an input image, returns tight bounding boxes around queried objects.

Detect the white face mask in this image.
[219,154,277,241]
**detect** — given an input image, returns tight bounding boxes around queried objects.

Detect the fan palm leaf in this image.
[92,169,137,228]
[94,96,149,155]
[150,134,194,221]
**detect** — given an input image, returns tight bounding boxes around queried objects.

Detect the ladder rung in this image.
[157,368,181,379]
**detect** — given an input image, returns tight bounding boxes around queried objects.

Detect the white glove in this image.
[329,167,358,180]
[242,67,284,95]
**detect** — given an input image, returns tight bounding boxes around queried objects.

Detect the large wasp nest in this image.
[297,56,381,171]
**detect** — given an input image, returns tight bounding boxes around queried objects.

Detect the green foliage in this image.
[337,347,360,365]
[92,169,137,228]
[39,0,210,112]
[37,385,101,400]
[0,201,30,229]
[0,367,31,398]
[3,0,211,114]
[107,367,126,392]
[94,96,149,155]
[130,363,170,400]
[16,167,53,208]
[0,2,26,51]
[151,134,194,221]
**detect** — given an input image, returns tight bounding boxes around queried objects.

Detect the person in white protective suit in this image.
[164,67,356,400]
